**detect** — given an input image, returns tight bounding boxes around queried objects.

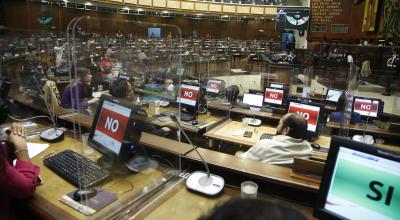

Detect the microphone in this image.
[169,113,224,196]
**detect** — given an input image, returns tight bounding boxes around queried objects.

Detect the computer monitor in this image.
[88,95,143,163]
[288,101,321,132]
[270,82,285,89]
[315,136,400,220]
[206,79,225,95]
[243,93,264,108]
[326,89,344,103]
[352,96,383,119]
[264,87,284,106]
[148,27,161,38]
[178,84,200,107]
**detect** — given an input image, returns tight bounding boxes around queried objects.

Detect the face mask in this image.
[167,84,174,92]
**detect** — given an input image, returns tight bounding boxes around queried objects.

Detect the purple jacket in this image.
[61,82,89,109]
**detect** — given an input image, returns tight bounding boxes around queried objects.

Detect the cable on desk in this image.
[8,114,53,122]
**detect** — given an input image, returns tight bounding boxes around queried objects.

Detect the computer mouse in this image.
[72,188,97,202]
[311,143,321,150]
[191,120,198,125]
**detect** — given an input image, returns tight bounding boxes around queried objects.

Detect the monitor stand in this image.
[125,155,159,173]
[96,153,158,174]
[180,108,197,122]
[97,154,115,170]
[124,143,159,173]
[307,132,320,142]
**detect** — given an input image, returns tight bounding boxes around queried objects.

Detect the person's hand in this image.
[10,123,26,137]
[7,123,28,153]
[88,97,99,104]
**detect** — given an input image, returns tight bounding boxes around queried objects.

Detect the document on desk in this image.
[13,143,49,166]
[232,129,245,136]
[27,143,49,158]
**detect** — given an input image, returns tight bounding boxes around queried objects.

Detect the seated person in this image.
[328,94,361,124]
[161,79,176,101]
[0,123,40,219]
[109,79,173,137]
[199,198,307,220]
[61,67,98,109]
[236,113,312,164]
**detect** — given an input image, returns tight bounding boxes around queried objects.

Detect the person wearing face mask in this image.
[161,79,176,101]
[236,113,312,165]
[110,79,173,137]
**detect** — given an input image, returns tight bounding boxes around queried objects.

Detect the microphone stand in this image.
[170,113,224,195]
[170,114,210,178]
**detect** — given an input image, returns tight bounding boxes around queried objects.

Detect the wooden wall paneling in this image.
[3,0,278,40]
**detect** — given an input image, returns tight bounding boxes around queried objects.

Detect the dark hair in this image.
[283,113,308,139]
[70,67,91,89]
[77,67,91,79]
[110,79,129,98]
[336,93,347,112]
[199,198,307,220]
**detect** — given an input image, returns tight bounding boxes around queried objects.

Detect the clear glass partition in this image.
[0,20,189,218]
[68,17,187,218]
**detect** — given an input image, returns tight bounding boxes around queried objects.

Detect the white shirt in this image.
[239,135,312,164]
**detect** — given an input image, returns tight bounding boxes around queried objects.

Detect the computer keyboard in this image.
[44,150,110,188]
[260,133,274,140]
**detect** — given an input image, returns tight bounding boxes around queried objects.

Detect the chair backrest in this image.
[42,80,60,108]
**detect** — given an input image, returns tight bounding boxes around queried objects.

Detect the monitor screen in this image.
[206,79,225,94]
[148,28,161,38]
[264,87,284,105]
[353,97,380,118]
[288,102,321,132]
[243,93,264,107]
[178,84,199,107]
[326,89,344,103]
[316,136,400,220]
[92,99,132,155]
[270,82,285,89]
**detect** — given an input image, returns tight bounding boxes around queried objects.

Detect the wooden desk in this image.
[28,132,173,219]
[326,121,400,138]
[24,127,229,220]
[60,103,225,135]
[27,127,315,220]
[58,112,194,156]
[11,92,73,116]
[184,148,319,192]
[204,119,332,148]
